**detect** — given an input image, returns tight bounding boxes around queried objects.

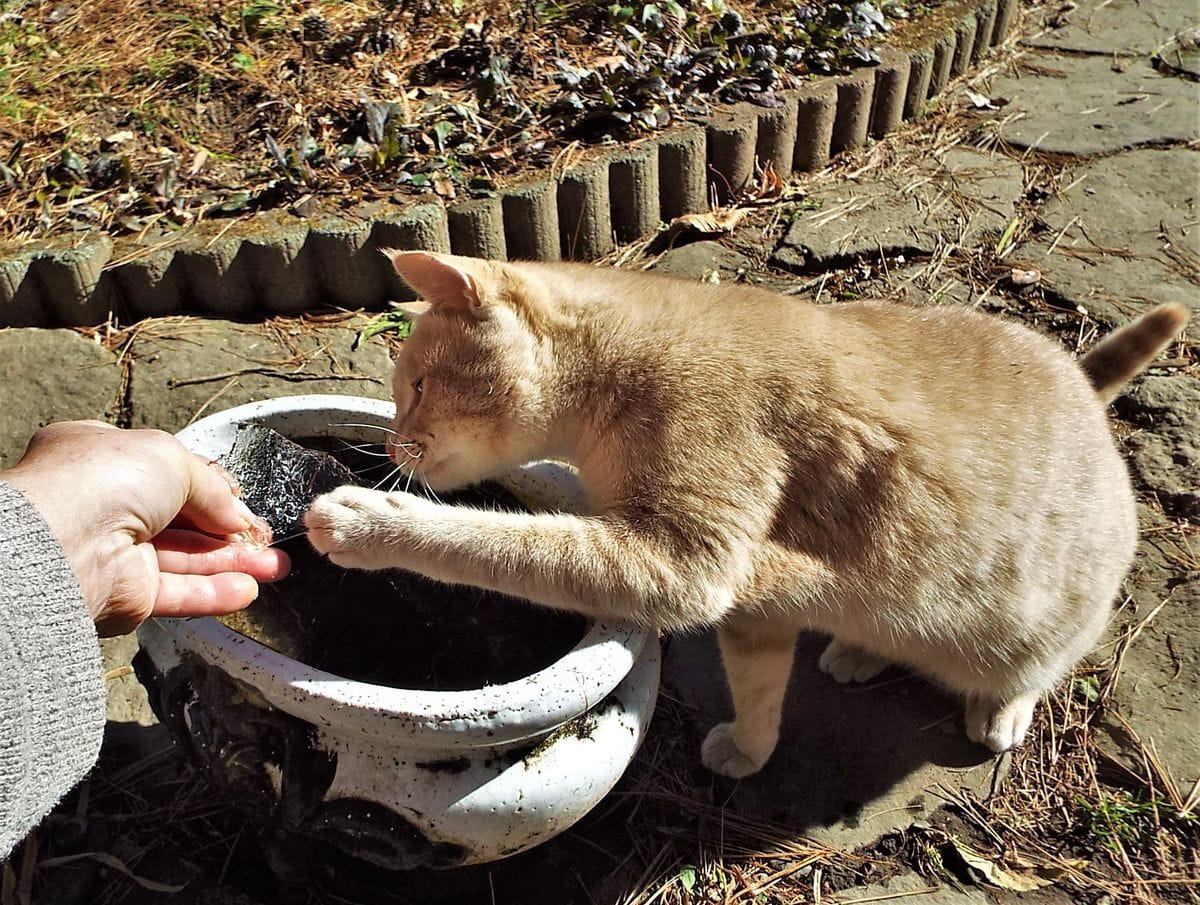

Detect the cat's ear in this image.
[392,300,431,318]
[383,249,492,320]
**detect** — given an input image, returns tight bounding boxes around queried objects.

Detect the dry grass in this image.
[0,0,938,245]
[951,620,1200,904]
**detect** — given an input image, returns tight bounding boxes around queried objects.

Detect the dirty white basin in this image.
[135,394,660,870]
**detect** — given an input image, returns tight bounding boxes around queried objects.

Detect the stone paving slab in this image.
[1100,507,1200,788]
[651,241,756,283]
[1021,148,1200,325]
[1114,376,1200,522]
[846,262,981,309]
[127,316,394,433]
[100,634,156,726]
[0,328,122,468]
[772,148,1024,271]
[1021,0,1195,57]
[990,55,1199,155]
[830,870,988,904]
[663,631,995,848]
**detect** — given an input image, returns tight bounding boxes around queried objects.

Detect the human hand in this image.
[2,421,290,637]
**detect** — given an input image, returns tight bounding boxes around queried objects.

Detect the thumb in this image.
[176,454,264,539]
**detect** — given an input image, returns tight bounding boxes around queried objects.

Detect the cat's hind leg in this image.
[817,638,890,684]
[701,616,800,778]
[964,689,1041,752]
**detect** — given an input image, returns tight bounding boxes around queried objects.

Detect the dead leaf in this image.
[1011,853,1089,882]
[752,159,785,201]
[37,853,186,893]
[592,54,626,71]
[432,174,457,200]
[188,147,210,177]
[102,130,135,148]
[948,840,1058,892]
[965,88,998,110]
[661,208,748,246]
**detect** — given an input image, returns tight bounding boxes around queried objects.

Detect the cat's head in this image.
[382,251,554,492]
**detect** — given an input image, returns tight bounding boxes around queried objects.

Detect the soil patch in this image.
[217,430,587,690]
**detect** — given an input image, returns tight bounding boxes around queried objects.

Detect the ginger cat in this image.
[305,251,1188,778]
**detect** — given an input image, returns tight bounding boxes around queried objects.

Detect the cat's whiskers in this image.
[352,459,401,476]
[336,441,394,458]
[329,422,399,437]
[265,529,310,547]
[373,465,405,491]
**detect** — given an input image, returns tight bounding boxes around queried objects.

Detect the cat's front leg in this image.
[702,614,800,778]
[305,485,429,571]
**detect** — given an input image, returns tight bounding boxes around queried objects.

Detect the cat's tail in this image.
[1079,303,1190,404]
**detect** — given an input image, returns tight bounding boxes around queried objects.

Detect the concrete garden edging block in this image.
[0,0,1016,327]
[609,145,661,244]
[447,195,508,261]
[871,50,913,139]
[655,124,709,221]
[557,158,615,261]
[501,177,561,262]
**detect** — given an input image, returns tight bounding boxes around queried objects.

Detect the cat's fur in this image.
[305,251,1188,777]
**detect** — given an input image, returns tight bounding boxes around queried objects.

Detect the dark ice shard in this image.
[217,423,357,537]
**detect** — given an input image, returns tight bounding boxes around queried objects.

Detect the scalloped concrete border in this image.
[0,0,1014,327]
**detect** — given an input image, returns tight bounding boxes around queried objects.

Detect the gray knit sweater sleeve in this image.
[0,480,105,859]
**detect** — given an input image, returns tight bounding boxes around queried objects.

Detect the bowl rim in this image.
[155,393,653,749]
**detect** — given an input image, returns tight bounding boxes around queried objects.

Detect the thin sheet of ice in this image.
[217,423,357,536]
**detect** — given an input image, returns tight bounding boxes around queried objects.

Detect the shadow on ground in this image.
[664,632,995,845]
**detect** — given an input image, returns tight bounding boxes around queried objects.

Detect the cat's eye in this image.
[413,377,425,395]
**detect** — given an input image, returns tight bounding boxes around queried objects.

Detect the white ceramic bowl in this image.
[135,394,660,869]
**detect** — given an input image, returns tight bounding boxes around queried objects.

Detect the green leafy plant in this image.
[356,308,416,346]
[238,0,283,38]
[230,50,256,72]
[1079,791,1198,854]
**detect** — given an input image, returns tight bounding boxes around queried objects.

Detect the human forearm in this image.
[0,481,105,860]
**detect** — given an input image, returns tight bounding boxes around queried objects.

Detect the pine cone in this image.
[301,11,332,42]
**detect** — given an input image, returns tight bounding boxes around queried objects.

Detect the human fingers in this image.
[154,529,290,580]
[152,572,262,619]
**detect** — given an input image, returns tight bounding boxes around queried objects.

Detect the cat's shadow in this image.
[662,630,996,841]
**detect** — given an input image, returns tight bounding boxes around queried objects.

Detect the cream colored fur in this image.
[305,252,1188,778]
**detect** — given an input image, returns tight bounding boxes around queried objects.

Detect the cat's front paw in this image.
[305,485,417,571]
[700,723,770,779]
[964,692,1039,753]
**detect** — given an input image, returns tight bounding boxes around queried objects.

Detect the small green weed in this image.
[356,308,416,347]
[237,0,284,38]
[1079,791,1197,853]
